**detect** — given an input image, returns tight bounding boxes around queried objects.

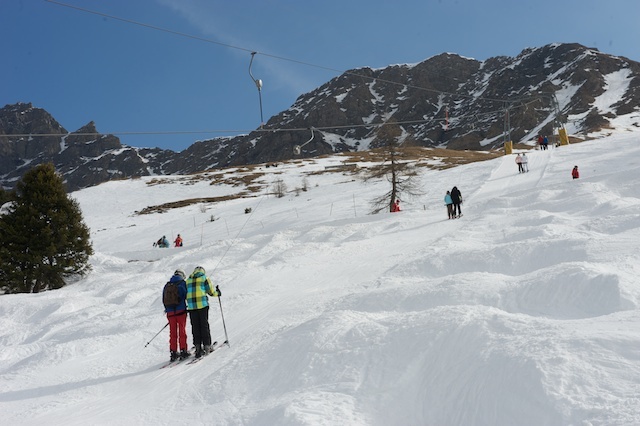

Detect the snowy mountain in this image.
[261,43,640,153]
[2,43,640,192]
[1,134,639,425]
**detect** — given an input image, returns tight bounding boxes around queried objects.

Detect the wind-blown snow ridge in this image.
[1,134,640,425]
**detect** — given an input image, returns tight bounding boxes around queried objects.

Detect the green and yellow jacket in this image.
[186,270,219,310]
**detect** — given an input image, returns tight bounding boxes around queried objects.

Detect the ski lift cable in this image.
[11,92,556,141]
[45,0,255,55]
[5,102,542,139]
[45,0,561,109]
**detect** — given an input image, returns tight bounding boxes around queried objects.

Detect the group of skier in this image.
[154,145,583,364]
[518,150,581,178]
[439,150,580,220]
[444,186,463,219]
[154,234,183,248]
[515,153,529,173]
[537,135,550,150]
[162,266,222,362]
[515,151,580,179]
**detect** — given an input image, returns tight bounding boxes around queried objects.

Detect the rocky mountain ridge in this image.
[1,43,639,191]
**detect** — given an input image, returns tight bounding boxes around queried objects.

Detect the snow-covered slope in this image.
[1,134,640,425]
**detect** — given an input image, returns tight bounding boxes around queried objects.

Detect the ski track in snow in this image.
[1,135,640,425]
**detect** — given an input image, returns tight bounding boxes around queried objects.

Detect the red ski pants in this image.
[167,312,188,352]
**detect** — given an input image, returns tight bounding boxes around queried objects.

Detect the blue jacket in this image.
[444,194,453,205]
[164,274,188,315]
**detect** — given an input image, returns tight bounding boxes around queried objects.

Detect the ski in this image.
[187,341,220,365]
[186,340,229,365]
[159,350,195,369]
[159,340,228,368]
[160,360,178,369]
[167,356,192,367]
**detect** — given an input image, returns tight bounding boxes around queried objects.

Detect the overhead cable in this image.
[45,0,550,106]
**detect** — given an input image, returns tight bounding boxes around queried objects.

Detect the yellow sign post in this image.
[504,141,513,155]
[558,128,569,146]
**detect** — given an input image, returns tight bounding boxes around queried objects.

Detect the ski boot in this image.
[179,349,191,361]
[170,350,179,362]
[194,344,203,359]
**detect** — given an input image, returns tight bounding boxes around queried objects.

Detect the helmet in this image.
[194,266,206,275]
[174,269,186,279]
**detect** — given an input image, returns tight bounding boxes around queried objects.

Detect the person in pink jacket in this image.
[572,165,579,179]
[515,154,524,173]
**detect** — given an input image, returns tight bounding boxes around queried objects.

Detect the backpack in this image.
[163,281,180,307]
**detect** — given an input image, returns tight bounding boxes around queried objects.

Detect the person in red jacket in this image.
[174,234,183,247]
[572,165,579,179]
[391,199,401,212]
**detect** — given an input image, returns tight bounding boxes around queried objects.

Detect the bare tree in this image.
[272,178,287,198]
[364,121,424,214]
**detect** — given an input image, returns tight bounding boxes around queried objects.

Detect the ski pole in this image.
[144,322,169,348]
[216,286,230,346]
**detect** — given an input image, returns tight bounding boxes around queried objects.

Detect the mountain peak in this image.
[75,121,97,135]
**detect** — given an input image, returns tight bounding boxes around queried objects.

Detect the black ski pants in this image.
[189,306,212,347]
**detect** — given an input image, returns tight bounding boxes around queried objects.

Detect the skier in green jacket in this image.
[186,266,221,358]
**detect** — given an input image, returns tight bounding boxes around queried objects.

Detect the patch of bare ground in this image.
[135,194,244,215]
[137,169,271,215]
[136,147,507,214]
[340,147,502,169]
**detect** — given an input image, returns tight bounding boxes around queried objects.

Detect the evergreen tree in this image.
[0,163,93,293]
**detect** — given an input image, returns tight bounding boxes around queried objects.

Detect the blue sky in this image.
[3,0,639,151]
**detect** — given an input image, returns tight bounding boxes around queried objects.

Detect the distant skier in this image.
[521,153,529,172]
[543,136,549,150]
[162,269,190,362]
[572,165,579,179]
[155,236,169,248]
[450,186,462,218]
[391,199,401,212]
[174,234,183,247]
[444,190,454,219]
[515,154,524,173]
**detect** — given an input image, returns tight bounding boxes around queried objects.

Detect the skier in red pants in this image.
[162,269,190,362]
